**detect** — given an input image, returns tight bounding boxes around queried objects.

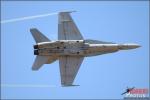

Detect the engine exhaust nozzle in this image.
[34,45,38,49]
[34,50,39,55]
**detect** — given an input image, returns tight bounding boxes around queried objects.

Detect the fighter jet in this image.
[30,11,140,86]
[121,87,135,95]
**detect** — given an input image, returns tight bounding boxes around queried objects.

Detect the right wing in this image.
[59,56,84,86]
[58,11,83,40]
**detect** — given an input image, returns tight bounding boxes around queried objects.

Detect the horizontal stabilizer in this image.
[30,28,50,43]
[32,56,49,70]
[32,55,58,70]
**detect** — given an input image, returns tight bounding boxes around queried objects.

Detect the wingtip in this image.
[61,84,80,87]
[59,10,77,14]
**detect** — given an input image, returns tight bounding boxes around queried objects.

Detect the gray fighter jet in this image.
[30,11,140,86]
[121,87,135,95]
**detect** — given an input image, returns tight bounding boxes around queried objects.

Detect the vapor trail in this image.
[1,84,57,88]
[1,12,58,24]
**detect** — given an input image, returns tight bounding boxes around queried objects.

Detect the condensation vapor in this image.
[1,12,58,24]
[1,84,57,88]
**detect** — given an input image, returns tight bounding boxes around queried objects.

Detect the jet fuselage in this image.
[33,40,140,57]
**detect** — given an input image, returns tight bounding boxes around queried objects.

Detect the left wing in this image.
[59,56,84,86]
[58,11,83,40]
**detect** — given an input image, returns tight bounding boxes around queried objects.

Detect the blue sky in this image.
[1,1,149,99]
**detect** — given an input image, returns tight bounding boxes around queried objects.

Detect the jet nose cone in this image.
[128,44,141,49]
[133,44,141,48]
[118,43,141,50]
